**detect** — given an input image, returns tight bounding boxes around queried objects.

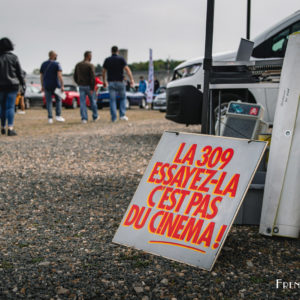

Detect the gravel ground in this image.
[0,108,299,300]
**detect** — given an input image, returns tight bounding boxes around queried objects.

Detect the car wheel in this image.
[126,98,130,109]
[72,98,78,109]
[140,98,146,109]
[25,98,30,109]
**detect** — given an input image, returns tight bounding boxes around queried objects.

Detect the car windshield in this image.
[157,87,166,94]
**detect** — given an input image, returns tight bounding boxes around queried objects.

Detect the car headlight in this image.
[173,64,201,80]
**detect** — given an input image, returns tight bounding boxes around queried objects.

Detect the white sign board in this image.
[113,132,266,271]
[259,32,300,238]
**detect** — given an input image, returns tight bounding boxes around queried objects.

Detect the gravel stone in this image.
[0,109,299,299]
[133,286,143,294]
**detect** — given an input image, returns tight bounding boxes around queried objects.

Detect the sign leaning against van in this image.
[113,131,266,271]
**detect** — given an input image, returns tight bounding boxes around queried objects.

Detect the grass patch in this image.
[30,257,44,264]
[0,261,13,269]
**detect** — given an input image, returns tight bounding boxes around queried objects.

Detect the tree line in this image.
[32,59,183,75]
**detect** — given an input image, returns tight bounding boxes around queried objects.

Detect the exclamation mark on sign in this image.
[212,225,227,249]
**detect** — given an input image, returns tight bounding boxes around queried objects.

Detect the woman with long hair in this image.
[0,37,25,136]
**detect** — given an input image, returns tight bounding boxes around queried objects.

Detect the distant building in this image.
[119,49,128,62]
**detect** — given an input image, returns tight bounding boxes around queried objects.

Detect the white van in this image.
[166,11,300,125]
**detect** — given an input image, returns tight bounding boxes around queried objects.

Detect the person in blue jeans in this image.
[74,51,98,123]
[40,51,65,124]
[102,46,135,122]
[0,37,25,136]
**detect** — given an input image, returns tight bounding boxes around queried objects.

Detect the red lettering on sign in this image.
[123,205,140,226]
[133,207,152,230]
[148,162,163,183]
[206,196,222,219]
[222,174,240,197]
[147,185,165,207]
[149,210,165,233]
[180,217,204,244]
[197,222,215,247]
[162,164,178,185]
[173,143,186,164]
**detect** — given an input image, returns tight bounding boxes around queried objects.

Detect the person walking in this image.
[40,51,65,124]
[0,37,25,136]
[74,51,98,123]
[102,46,135,122]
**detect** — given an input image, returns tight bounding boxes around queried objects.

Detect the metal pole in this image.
[201,0,215,134]
[218,90,221,135]
[247,0,251,40]
[209,89,213,134]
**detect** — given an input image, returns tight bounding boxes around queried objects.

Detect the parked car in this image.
[126,87,146,108]
[97,86,146,109]
[24,85,44,108]
[151,86,166,109]
[152,92,167,112]
[42,84,90,108]
[62,84,80,108]
[153,86,166,98]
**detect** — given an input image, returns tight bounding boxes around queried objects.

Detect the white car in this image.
[152,92,167,112]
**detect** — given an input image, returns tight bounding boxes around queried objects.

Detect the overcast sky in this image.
[1,0,299,73]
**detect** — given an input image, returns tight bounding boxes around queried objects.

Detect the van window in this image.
[253,21,300,58]
[271,28,290,56]
[291,21,300,33]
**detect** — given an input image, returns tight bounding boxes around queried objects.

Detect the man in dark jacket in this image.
[102,46,135,122]
[74,51,98,123]
[0,37,25,136]
[40,51,65,124]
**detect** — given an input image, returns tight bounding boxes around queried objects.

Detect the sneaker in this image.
[112,119,117,123]
[120,116,128,121]
[17,111,26,114]
[1,128,5,135]
[56,116,65,122]
[93,116,99,122]
[48,118,53,124]
[7,129,17,136]
[82,119,87,124]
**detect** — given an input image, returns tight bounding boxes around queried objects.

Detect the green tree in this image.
[129,59,183,72]
[33,68,40,75]
[95,64,102,74]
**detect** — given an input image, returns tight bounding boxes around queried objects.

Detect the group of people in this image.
[42,45,135,124]
[0,38,136,136]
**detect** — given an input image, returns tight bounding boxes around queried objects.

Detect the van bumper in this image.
[166,85,203,125]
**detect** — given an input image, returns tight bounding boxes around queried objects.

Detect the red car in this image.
[43,84,91,109]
